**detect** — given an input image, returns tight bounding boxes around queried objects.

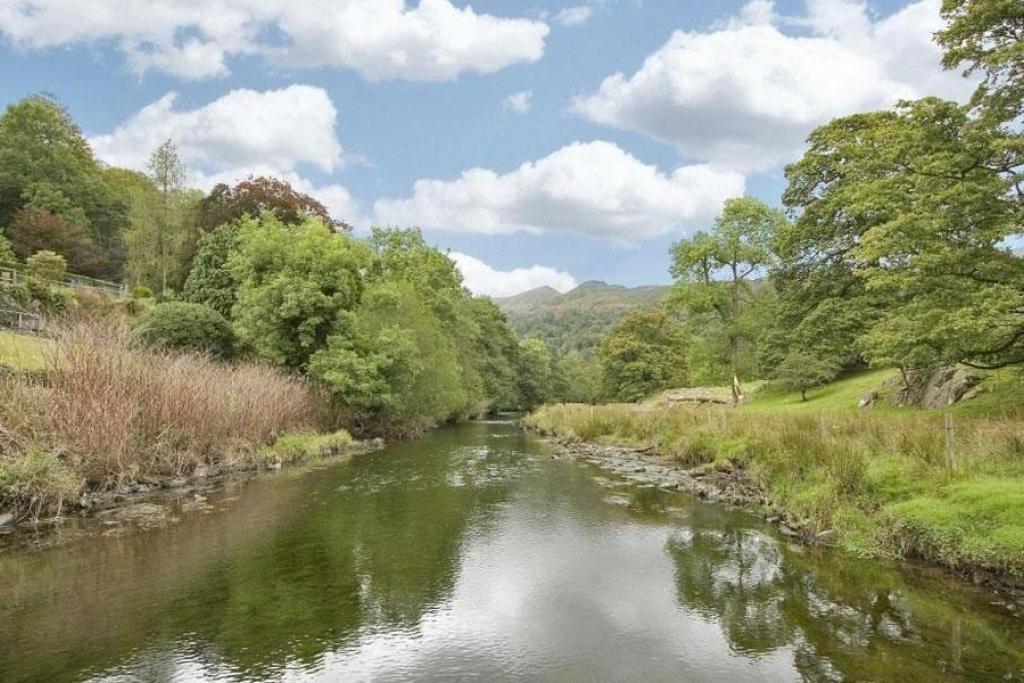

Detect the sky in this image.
[0,0,975,297]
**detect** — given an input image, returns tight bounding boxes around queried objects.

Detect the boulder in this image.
[886,366,984,409]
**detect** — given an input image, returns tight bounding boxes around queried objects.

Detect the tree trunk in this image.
[729,263,742,405]
[801,388,807,402]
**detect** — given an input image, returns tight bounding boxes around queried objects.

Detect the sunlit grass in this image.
[0,330,53,372]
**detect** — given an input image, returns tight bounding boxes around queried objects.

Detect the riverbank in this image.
[0,321,343,523]
[526,402,1024,594]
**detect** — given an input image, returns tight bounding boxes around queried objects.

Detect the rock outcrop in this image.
[885,366,985,408]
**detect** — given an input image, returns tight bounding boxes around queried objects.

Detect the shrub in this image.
[136,301,234,358]
[132,284,154,300]
[0,448,82,520]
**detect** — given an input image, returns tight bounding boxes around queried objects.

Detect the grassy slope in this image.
[0,330,52,372]
[529,369,1024,583]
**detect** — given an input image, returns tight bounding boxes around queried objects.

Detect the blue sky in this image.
[0,0,972,296]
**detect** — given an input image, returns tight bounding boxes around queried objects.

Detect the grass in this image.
[0,330,53,372]
[0,319,340,521]
[254,430,355,467]
[527,371,1024,581]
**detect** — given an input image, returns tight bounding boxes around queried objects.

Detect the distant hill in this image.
[495,281,671,356]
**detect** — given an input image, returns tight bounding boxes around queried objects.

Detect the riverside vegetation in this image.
[523,2,1024,587]
[0,101,537,523]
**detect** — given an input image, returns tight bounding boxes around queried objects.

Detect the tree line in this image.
[0,96,549,436]
[532,0,1024,406]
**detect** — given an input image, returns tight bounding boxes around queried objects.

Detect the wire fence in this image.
[0,308,44,333]
[0,265,127,298]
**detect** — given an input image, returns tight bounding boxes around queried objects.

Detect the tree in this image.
[597,308,690,403]
[309,282,463,435]
[773,351,839,401]
[517,338,557,409]
[671,197,786,403]
[9,208,101,274]
[937,0,1024,120]
[466,296,523,411]
[229,214,368,370]
[782,98,1024,372]
[555,351,602,404]
[198,176,346,232]
[182,224,240,319]
[0,95,128,279]
[144,140,191,295]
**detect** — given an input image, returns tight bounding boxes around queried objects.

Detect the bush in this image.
[132,284,154,300]
[135,302,234,358]
[0,448,82,520]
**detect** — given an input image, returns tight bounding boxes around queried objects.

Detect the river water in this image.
[1,421,1022,682]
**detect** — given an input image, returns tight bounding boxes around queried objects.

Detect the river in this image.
[1,421,1022,681]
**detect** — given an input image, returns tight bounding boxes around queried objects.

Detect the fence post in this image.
[944,414,957,473]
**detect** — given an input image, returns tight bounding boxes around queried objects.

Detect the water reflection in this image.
[0,423,1021,682]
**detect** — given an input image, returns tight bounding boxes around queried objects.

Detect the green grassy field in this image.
[0,330,52,372]
[529,368,1024,584]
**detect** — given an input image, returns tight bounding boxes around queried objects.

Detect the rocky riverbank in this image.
[547,438,837,544]
[0,437,386,539]
[540,433,1024,611]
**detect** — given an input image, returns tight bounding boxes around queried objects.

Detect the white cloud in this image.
[555,6,593,27]
[90,86,365,228]
[450,252,578,298]
[374,140,744,241]
[0,0,549,81]
[573,0,975,171]
[504,91,533,114]
[91,85,343,173]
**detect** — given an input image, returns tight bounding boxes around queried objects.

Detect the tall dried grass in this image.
[0,318,324,516]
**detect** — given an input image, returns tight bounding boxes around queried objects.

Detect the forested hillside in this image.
[496,281,669,356]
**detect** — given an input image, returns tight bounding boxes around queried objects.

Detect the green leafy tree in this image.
[135,302,235,359]
[782,98,1024,372]
[773,351,840,401]
[309,282,463,435]
[517,338,557,409]
[938,0,1024,119]
[0,95,127,279]
[671,197,786,403]
[596,308,690,403]
[229,214,368,370]
[182,224,240,319]
[556,350,602,404]
[466,297,523,411]
[128,140,198,295]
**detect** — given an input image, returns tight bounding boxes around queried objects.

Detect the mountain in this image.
[495,281,671,356]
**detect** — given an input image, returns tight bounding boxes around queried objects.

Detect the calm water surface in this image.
[1,421,1023,682]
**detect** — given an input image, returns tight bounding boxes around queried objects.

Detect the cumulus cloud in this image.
[90,86,365,227]
[555,6,593,27]
[504,91,533,114]
[374,140,744,241]
[450,252,578,298]
[91,85,343,173]
[0,0,549,81]
[573,0,975,171]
